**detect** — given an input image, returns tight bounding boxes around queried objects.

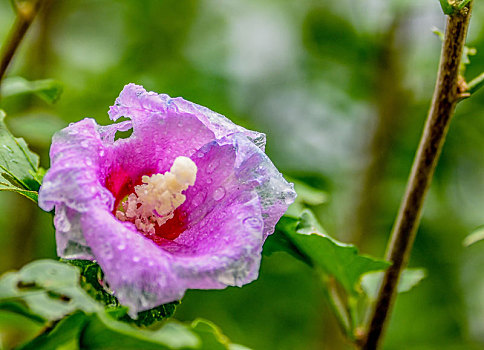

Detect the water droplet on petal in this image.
[81,140,89,148]
[206,178,213,184]
[243,216,263,230]
[133,256,140,262]
[117,243,126,251]
[68,129,78,135]
[99,150,105,157]
[206,160,219,174]
[213,187,225,201]
[192,191,206,206]
[85,158,93,166]
[283,189,296,205]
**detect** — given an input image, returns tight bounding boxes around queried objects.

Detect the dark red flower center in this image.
[105,167,187,243]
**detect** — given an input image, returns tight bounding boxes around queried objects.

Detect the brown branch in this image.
[0,0,41,84]
[361,3,473,350]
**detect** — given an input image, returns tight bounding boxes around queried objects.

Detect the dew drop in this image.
[283,189,296,205]
[192,191,206,206]
[213,187,225,201]
[99,150,105,157]
[206,178,213,184]
[68,129,78,135]
[85,158,93,166]
[243,216,263,230]
[133,256,140,262]
[2,145,13,153]
[206,160,219,174]
[81,140,89,148]
[117,243,126,251]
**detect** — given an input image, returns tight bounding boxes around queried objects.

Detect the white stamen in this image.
[116,156,197,234]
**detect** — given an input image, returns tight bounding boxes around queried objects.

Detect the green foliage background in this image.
[1,0,484,349]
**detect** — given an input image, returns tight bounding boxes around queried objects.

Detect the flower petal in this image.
[109,83,266,149]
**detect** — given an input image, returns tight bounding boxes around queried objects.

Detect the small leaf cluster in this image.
[0,260,248,349]
[439,0,472,15]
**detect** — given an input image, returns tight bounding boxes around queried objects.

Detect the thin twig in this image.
[361,3,473,349]
[0,0,41,85]
[467,72,484,94]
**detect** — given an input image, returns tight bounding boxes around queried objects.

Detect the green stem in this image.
[361,3,473,349]
[458,0,472,10]
[467,72,484,94]
[320,273,353,341]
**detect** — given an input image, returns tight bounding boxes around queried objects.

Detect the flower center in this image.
[116,156,197,235]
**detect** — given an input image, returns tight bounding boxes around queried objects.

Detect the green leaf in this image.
[267,210,390,295]
[263,216,314,266]
[62,259,118,308]
[438,0,454,15]
[119,302,180,327]
[80,313,250,350]
[1,77,63,104]
[360,268,427,300]
[17,312,89,350]
[284,176,329,216]
[0,110,41,201]
[81,312,200,350]
[0,307,44,350]
[463,226,484,247]
[0,300,45,324]
[0,260,101,321]
[30,167,47,186]
[229,345,252,350]
[291,178,328,206]
[190,319,231,350]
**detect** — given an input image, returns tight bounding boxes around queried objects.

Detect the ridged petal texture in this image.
[39,84,296,316]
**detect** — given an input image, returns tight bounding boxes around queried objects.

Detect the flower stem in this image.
[360,3,473,350]
[0,0,41,85]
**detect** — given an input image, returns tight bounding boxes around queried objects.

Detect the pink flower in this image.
[39,84,295,315]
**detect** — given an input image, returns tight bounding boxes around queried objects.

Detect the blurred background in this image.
[1,0,484,349]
